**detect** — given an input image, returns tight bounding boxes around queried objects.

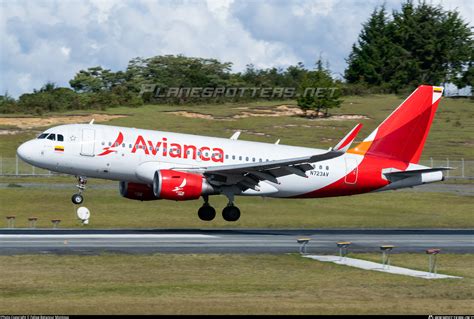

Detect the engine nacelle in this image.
[119,181,158,201]
[153,170,213,201]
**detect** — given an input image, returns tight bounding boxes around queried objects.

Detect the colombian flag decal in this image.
[433,87,443,93]
[54,145,64,152]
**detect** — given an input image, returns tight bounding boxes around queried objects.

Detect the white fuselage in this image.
[18,124,360,198]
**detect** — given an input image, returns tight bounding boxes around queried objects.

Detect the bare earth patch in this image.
[0,114,127,130]
[0,130,23,135]
[168,105,369,121]
[167,111,214,120]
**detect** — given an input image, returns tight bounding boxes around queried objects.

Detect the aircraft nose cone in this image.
[17,141,33,162]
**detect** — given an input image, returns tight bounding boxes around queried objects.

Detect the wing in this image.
[173,124,363,191]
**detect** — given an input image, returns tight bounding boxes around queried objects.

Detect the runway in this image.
[0,228,472,255]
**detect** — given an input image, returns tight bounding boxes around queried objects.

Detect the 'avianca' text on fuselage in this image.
[99,132,225,163]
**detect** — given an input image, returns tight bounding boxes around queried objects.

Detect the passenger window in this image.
[252,158,255,162]
[232,155,236,160]
[245,157,249,161]
[47,134,56,141]
[239,156,242,161]
[225,155,229,159]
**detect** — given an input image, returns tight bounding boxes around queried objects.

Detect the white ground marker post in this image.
[380,245,395,269]
[51,219,61,229]
[28,217,38,228]
[426,248,441,276]
[6,216,15,228]
[337,241,352,260]
[297,237,311,255]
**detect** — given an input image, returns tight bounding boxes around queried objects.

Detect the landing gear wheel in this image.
[222,205,240,222]
[198,204,216,221]
[71,193,84,205]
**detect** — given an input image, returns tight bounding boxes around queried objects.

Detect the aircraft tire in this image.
[222,205,240,222]
[71,193,84,205]
[198,204,216,221]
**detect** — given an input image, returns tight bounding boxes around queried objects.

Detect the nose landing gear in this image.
[71,176,87,205]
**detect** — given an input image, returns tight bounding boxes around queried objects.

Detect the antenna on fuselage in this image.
[89,119,95,125]
[230,131,241,140]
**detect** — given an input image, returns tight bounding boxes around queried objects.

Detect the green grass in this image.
[0,186,472,228]
[0,253,472,314]
[0,95,472,229]
[1,95,473,159]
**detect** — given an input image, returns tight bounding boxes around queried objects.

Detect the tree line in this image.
[345,1,472,92]
[1,0,471,115]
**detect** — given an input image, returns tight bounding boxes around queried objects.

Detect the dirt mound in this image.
[167,105,369,121]
[167,111,214,120]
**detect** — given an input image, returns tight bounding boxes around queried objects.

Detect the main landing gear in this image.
[71,176,87,205]
[222,204,240,222]
[198,196,216,221]
[197,195,241,222]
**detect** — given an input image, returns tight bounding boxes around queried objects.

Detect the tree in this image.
[345,1,473,92]
[297,59,342,117]
[70,66,123,93]
[345,6,396,86]
[0,91,18,114]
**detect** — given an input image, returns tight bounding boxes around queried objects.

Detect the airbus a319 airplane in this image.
[17,85,448,222]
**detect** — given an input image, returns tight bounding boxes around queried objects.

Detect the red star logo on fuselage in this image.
[98,132,124,156]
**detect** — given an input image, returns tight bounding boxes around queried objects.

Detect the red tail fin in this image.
[349,85,443,163]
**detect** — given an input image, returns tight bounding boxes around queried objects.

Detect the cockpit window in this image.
[37,133,48,139]
[57,134,64,142]
[47,134,56,141]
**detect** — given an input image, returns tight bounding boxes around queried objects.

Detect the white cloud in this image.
[60,46,71,58]
[1,0,472,97]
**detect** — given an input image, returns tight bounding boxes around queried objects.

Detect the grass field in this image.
[0,253,472,314]
[1,95,473,159]
[0,96,472,316]
[0,95,472,229]
[0,185,472,228]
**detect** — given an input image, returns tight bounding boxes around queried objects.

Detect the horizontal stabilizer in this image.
[332,123,363,152]
[384,167,452,179]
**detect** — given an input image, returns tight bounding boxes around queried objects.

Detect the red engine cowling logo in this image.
[119,181,157,201]
[153,170,204,200]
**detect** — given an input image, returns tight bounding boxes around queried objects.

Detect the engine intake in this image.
[153,170,213,201]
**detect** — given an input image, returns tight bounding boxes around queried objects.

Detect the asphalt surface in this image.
[0,228,472,255]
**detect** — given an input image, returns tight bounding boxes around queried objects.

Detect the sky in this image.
[1,0,473,97]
